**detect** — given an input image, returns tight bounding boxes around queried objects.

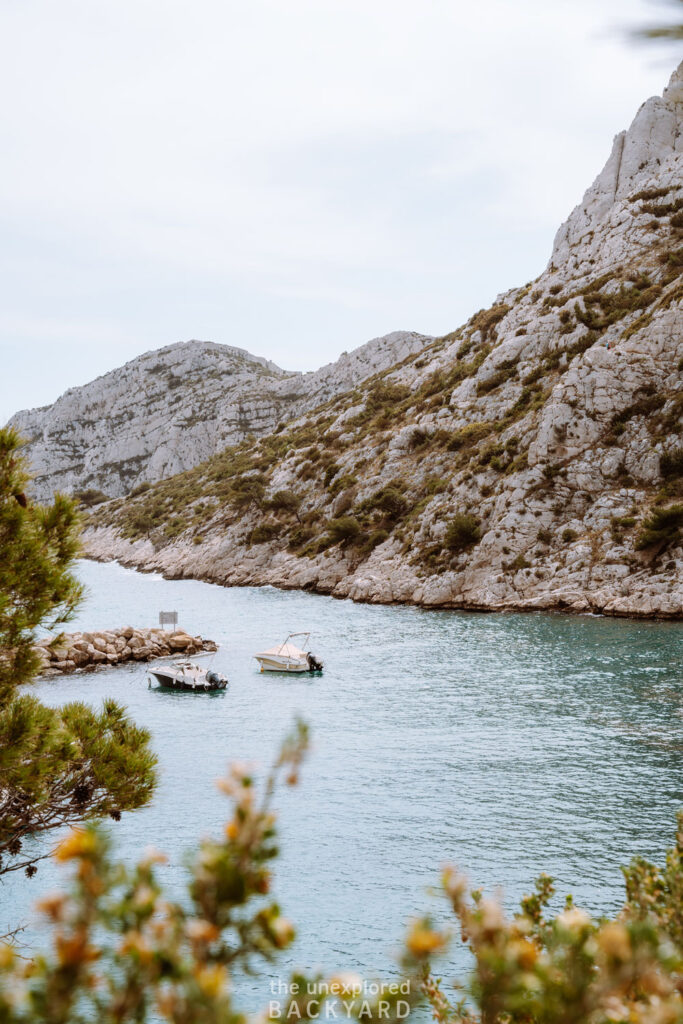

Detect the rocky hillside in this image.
[85,63,683,617]
[8,332,430,502]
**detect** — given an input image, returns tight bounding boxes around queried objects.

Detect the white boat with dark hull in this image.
[148,660,228,692]
[254,633,323,674]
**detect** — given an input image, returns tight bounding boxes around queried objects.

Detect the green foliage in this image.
[444,514,481,552]
[265,490,301,515]
[129,482,152,497]
[229,475,266,510]
[661,448,683,479]
[326,516,361,544]
[469,303,510,341]
[0,428,83,699]
[573,276,662,333]
[248,521,281,544]
[362,485,409,521]
[10,723,683,1024]
[561,528,578,543]
[75,488,109,508]
[476,362,517,395]
[509,553,531,571]
[636,504,683,549]
[329,474,357,498]
[424,476,448,495]
[366,528,389,551]
[622,809,683,946]
[288,525,316,550]
[366,380,411,412]
[641,196,683,217]
[0,428,157,881]
[630,186,671,202]
[446,422,493,452]
[323,463,341,488]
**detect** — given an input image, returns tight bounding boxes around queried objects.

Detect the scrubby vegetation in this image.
[636,504,683,549]
[445,514,481,552]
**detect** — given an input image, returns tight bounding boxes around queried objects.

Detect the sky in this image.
[0,0,680,423]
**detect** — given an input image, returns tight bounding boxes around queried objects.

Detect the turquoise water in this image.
[4,559,683,1007]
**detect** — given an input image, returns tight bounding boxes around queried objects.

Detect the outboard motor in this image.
[207,669,228,687]
[306,652,323,673]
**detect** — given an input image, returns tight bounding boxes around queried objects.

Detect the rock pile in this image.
[35,627,217,676]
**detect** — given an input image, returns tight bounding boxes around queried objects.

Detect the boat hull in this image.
[255,656,314,673]
[148,670,228,692]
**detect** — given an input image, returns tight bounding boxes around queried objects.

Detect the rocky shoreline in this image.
[36,626,218,676]
[81,542,683,621]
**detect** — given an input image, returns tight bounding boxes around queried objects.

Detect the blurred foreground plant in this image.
[3,715,683,1024]
[0,720,425,1024]
[420,814,683,1024]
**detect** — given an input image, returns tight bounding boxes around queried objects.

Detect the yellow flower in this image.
[225,820,239,841]
[406,922,447,957]
[509,937,538,970]
[55,828,99,862]
[119,931,154,965]
[56,934,100,966]
[133,885,156,909]
[0,943,15,969]
[194,964,228,998]
[480,898,505,934]
[270,917,295,948]
[598,923,631,961]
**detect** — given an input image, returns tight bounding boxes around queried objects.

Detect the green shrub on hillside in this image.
[75,488,109,507]
[265,489,301,515]
[327,516,362,544]
[636,504,683,549]
[661,448,683,479]
[444,513,481,552]
[249,521,281,544]
[446,422,492,451]
[362,485,409,521]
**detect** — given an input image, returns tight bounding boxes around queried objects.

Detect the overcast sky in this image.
[0,0,679,422]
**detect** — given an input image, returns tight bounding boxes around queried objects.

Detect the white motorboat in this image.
[254,633,323,674]
[148,660,228,691]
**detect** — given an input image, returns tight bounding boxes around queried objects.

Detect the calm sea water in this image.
[3,559,683,1007]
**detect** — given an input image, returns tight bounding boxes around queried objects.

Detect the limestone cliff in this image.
[8,332,430,502]
[79,63,683,617]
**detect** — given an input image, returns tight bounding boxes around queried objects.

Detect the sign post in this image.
[159,611,178,632]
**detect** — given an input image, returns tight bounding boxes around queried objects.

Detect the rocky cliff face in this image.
[9,332,430,502]
[80,63,683,617]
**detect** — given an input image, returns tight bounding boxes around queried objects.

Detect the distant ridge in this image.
[8,332,431,501]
